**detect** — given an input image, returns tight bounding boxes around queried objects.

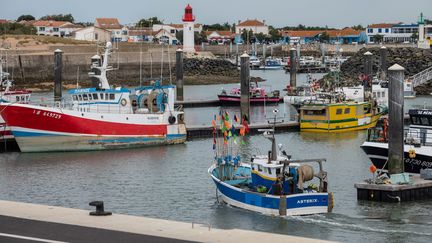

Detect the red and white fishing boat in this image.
[0,42,186,152]
[218,82,280,105]
[0,60,32,142]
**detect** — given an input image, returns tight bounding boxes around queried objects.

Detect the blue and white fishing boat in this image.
[208,111,334,216]
[259,57,283,70]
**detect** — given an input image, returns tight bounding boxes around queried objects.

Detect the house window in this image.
[385,28,389,33]
[336,108,343,115]
[344,108,350,114]
[53,28,59,32]
[95,33,98,40]
[122,30,128,35]
[170,29,175,34]
[367,28,372,33]
[378,28,382,33]
[39,27,45,31]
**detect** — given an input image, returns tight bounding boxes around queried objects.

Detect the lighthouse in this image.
[182,4,195,53]
[418,12,429,49]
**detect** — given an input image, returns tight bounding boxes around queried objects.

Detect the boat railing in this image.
[366,127,432,146]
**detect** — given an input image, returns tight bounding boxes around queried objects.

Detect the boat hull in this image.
[361,141,432,174]
[209,165,330,216]
[0,103,186,152]
[218,95,280,105]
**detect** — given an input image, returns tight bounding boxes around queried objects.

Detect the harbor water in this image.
[1,70,432,243]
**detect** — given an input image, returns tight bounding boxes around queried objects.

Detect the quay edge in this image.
[0,200,334,243]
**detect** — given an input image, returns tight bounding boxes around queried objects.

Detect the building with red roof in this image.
[33,20,82,37]
[235,19,268,35]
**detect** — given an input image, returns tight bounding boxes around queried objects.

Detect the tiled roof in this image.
[238,19,265,27]
[367,23,394,28]
[282,30,322,37]
[205,30,233,37]
[61,23,83,29]
[0,19,9,24]
[326,28,362,37]
[95,18,122,29]
[32,20,69,27]
[129,28,154,36]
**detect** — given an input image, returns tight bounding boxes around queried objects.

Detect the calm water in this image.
[1,70,432,243]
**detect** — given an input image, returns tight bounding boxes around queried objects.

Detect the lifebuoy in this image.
[120,98,127,106]
[168,116,176,124]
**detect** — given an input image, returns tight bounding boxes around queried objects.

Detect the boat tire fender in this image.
[120,98,127,106]
[168,116,176,124]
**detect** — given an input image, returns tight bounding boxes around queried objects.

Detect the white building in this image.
[366,23,419,43]
[73,26,111,42]
[95,18,128,42]
[235,19,269,35]
[33,20,82,37]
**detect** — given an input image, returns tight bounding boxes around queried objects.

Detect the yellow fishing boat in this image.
[299,102,385,133]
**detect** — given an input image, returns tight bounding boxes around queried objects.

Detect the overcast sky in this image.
[1,0,429,28]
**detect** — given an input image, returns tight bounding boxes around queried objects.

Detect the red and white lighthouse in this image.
[182,4,195,53]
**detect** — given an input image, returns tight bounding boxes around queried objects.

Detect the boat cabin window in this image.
[276,168,281,175]
[344,108,350,114]
[421,117,430,126]
[258,165,262,172]
[267,168,272,175]
[373,92,376,98]
[105,94,109,100]
[251,165,255,171]
[92,94,98,100]
[364,105,371,114]
[83,94,88,101]
[72,95,77,101]
[336,108,342,115]
[100,94,104,100]
[16,97,20,102]
[78,95,83,101]
[109,94,115,100]
[305,109,326,116]
[382,92,385,98]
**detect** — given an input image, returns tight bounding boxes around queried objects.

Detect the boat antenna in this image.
[76,66,80,89]
[140,37,143,87]
[160,43,164,84]
[262,109,284,162]
[168,45,172,85]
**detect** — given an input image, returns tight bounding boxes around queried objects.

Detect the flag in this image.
[234,114,240,123]
[242,119,250,134]
[211,119,216,128]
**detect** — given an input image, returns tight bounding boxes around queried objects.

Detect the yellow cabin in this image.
[299,102,384,132]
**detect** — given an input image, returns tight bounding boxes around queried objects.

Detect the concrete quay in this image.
[0,200,333,243]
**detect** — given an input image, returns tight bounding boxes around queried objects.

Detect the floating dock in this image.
[176,99,283,108]
[0,200,333,243]
[285,66,327,73]
[354,175,432,202]
[187,121,299,139]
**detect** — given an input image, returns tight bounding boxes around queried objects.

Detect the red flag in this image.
[242,119,250,134]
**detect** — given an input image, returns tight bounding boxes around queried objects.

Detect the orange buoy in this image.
[369,165,377,173]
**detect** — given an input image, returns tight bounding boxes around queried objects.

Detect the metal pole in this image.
[363,51,373,101]
[321,43,326,67]
[262,44,266,59]
[379,46,387,80]
[176,49,184,101]
[289,48,297,93]
[54,49,63,102]
[387,64,405,175]
[240,52,250,124]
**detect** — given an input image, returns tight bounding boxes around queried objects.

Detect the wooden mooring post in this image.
[54,49,63,102]
[380,46,388,80]
[289,48,297,94]
[176,48,184,101]
[240,52,250,123]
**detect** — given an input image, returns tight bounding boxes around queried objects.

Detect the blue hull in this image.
[209,165,330,216]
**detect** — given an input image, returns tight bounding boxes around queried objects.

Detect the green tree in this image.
[255,33,266,43]
[136,17,162,27]
[241,29,253,44]
[0,22,37,35]
[17,15,35,22]
[319,31,330,43]
[40,14,74,22]
[351,24,364,30]
[411,32,418,41]
[176,30,183,43]
[425,19,432,25]
[373,34,383,43]
[268,26,281,42]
